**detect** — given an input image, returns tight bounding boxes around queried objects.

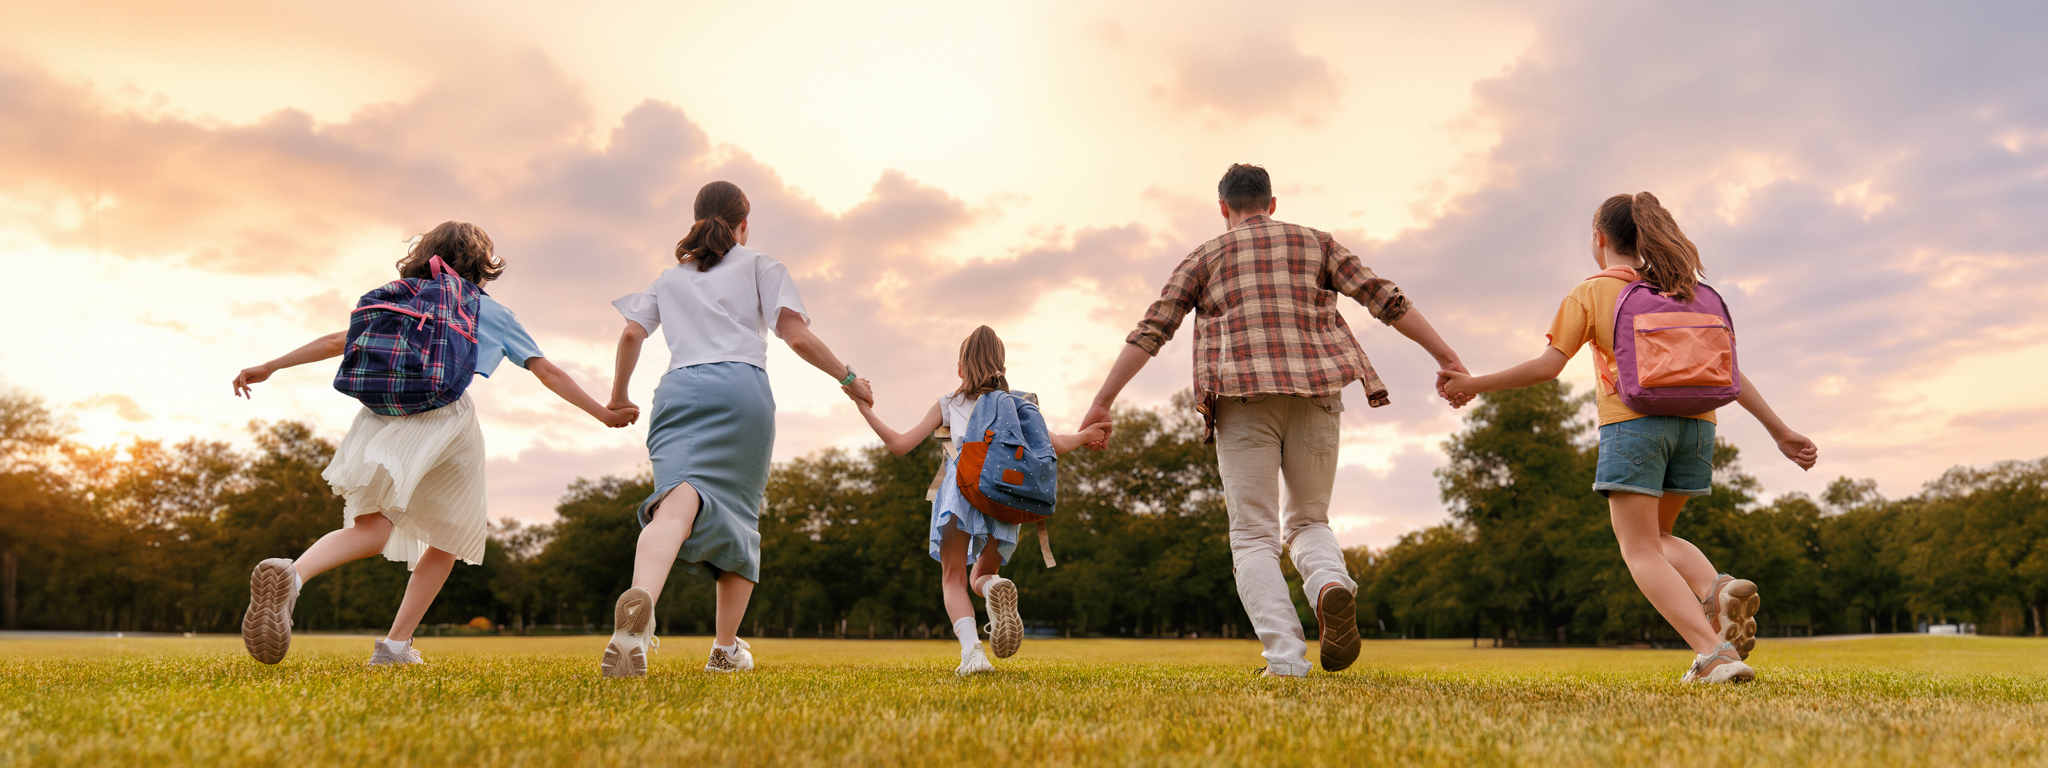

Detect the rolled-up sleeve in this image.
[1322,235,1410,325]
[1124,251,1203,355]
[612,290,660,334]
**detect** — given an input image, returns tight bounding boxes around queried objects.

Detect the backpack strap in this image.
[1586,266,1642,397]
[1037,522,1056,568]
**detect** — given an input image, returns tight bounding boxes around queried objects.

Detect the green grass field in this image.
[2,634,2044,766]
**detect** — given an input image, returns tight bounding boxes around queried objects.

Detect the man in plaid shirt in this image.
[1082,164,1467,677]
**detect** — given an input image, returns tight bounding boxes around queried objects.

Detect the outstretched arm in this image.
[1438,347,1569,401]
[856,397,942,456]
[1080,343,1152,447]
[776,308,873,405]
[1736,373,1818,470]
[233,332,347,398]
[529,357,636,428]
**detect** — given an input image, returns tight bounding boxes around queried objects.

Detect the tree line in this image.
[1,385,2040,642]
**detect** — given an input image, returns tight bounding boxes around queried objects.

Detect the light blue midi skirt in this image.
[637,362,774,583]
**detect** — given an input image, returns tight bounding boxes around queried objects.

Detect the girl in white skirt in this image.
[231,221,635,666]
[852,326,1109,675]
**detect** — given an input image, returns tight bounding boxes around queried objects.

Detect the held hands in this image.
[1775,430,1819,470]
[602,399,640,429]
[1435,359,1476,409]
[232,365,274,399]
[844,377,874,408]
[1075,420,1113,448]
[1079,403,1114,450]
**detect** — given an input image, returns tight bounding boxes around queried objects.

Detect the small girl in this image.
[1438,193,1818,684]
[853,325,1108,676]
[231,221,633,666]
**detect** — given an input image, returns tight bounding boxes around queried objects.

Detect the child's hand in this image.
[1077,420,1113,449]
[1775,430,1818,470]
[843,377,874,407]
[600,406,639,428]
[1437,369,1478,407]
[233,365,274,398]
[1080,404,1114,450]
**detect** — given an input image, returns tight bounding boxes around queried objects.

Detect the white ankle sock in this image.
[713,642,736,653]
[953,618,979,652]
[292,572,303,593]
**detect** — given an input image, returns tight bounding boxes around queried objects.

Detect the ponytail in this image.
[1595,191,1704,302]
[675,180,751,272]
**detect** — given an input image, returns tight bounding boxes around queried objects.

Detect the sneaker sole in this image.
[986,580,1023,659]
[600,588,653,678]
[1718,580,1760,660]
[1317,585,1361,672]
[241,559,294,665]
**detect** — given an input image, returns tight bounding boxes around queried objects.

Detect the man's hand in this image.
[1437,368,1480,408]
[1774,430,1819,470]
[600,406,640,428]
[1080,403,1114,450]
[233,365,274,399]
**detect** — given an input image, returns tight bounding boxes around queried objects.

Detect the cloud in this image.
[1158,34,1340,124]
[78,394,151,422]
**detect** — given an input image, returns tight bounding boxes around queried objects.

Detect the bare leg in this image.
[293,513,395,580]
[713,572,753,646]
[1611,491,1720,654]
[1655,495,1718,599]
[968,538,1002,598]
[938,524,977,623]
[631,483,700,604]
[386,547,456,642]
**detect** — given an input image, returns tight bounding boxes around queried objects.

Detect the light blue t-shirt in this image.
[475,295,544,377]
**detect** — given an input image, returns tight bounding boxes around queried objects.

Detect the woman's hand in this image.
[233,365,274,398]
[1774,430,1818,470]
[843,377,873,406]
[600,406,640,428]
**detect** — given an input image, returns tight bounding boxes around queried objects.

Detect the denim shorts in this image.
[1593,416,1715,498]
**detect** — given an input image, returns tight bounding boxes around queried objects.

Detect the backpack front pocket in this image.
[1632,312,1734,387]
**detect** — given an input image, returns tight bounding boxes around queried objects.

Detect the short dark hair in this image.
[1218,163,1272,213]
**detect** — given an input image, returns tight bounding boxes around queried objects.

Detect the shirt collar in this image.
[1232,213,1271,230]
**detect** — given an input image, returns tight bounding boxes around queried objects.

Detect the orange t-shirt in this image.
[1546,268,1717,427]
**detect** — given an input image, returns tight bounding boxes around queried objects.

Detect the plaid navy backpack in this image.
[332,256,482,416]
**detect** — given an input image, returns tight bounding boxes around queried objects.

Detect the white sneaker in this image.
[956,645,994,677]
[983,576,1023,659]
[367,638,425,666]
[1700,574,1761,660]
[241,558,300,665]
[1682,642,1756,684]
[600,587,658,678]
[706,639,754,673]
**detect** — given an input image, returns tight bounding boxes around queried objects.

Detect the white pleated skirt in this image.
[321,393,489,569]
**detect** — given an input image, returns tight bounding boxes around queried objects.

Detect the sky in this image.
[4,0,2045,549]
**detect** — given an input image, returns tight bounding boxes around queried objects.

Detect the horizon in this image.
[5,0,2046,549]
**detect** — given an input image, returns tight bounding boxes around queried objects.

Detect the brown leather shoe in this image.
[1316,583,1361,672]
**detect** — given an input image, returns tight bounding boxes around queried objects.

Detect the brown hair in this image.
[396,221,503,285]
[1217,163,1273,213]
[676,181,750,272]
[955,325,1009,397]
[1594,192,1703,302]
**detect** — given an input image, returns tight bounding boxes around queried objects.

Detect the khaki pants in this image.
[1215,394,1356,676]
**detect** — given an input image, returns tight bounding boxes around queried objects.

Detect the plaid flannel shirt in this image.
[1126,215,1410,439]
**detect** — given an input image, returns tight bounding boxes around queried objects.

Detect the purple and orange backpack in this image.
[1591,266,1742,416]
[332,256,481,416]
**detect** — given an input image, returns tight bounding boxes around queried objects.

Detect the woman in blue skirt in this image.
[599,181,870,677]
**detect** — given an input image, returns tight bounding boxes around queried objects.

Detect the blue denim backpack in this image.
[954,390,1061,565]
[332,256,481,416]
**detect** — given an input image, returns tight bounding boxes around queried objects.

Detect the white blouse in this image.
[612,245,810,373]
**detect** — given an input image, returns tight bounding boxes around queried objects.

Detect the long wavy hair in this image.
[675,181,750,272]
[1595,192,1704,302]
[954,325,1010,398]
